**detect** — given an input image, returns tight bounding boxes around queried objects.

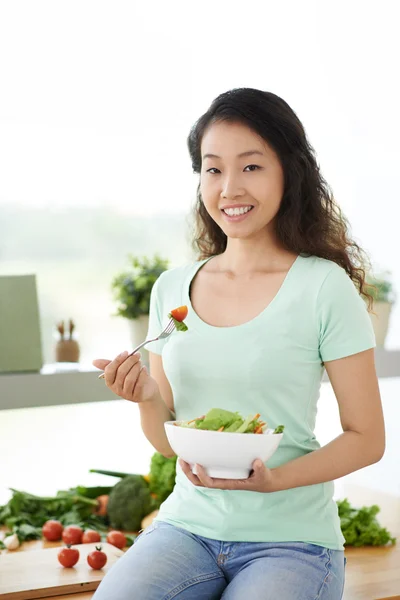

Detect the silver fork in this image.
[98,318,176,379]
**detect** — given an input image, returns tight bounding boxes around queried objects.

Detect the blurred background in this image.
[0,0,399,525]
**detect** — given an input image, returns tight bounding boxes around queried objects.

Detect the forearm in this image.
[138,391,175,458]
[271,430,385,492]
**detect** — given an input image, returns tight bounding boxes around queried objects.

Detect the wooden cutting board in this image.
[0,542,124,600]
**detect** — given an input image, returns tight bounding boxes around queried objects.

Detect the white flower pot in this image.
[128,315,150,364]
[369,301,393,347]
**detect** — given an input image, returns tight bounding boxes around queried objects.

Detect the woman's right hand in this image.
[92,351,159,403]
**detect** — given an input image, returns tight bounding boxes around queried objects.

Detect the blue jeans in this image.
[93,521,345,600]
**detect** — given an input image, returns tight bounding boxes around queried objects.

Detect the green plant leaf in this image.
[111,255,169,319]
[365,274,394,303]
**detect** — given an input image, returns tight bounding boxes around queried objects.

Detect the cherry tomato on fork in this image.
[170,305,188,322]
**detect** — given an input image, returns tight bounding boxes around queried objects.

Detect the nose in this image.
[221,173,245,200]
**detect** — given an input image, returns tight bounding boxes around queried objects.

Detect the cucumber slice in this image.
[236,414,255,433]
[225,419,244,432]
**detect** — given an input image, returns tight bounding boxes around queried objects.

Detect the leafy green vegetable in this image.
[0,487,108,542]
[5,523,43,542]
[90,454,177,511]
[273,425,285,434]
[70,485,113,499]
[89,469,134,479]
[148,453,177,507]
[124,533,137,547]
[337,498,396,547]
[107,475,153,532]
[169,316,188,332]
[179,408,278,434]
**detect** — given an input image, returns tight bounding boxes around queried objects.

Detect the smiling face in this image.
[200,121,285,241]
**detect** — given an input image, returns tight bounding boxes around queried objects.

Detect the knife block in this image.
[55,338,80,362]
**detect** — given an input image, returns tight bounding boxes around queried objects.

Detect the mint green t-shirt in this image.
[146,254,376,549]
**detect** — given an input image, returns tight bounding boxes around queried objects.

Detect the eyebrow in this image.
[202,150,265,161]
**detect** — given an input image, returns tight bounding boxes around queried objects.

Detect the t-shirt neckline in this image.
[184,254,302,334]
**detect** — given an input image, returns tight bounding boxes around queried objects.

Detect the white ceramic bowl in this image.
[164,421,283,479]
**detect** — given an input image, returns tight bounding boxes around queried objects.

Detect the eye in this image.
[244,164,262,172]
[206,168,221,174]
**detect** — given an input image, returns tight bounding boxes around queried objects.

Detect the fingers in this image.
[103,351,139,389]
[251,459,265,473]
[178,461,230,489]
[131,365,148,400]
[102,350,129,386]
[179,460,202,487]
[94,351,156,402]
[121,356,143,399]
[194,466,236,490]
[92,359,112,370]
[179,460,256,491]
[110,352,142,397]
[193,464,215,488]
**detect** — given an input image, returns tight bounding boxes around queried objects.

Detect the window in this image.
[0,1,398,369]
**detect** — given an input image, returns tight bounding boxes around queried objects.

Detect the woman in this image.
[93,88,385,599]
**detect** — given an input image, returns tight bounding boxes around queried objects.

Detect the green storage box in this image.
[0,274,43,373]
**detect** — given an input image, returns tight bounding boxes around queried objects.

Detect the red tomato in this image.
[170,305,188,322]
[62,525,83,545]
[58,545,80,568]
[87,545,107,570]
[106,530,127,549]
[82,529,101,544]
[42,520,63,541]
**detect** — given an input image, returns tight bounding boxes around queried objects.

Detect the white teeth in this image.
[223,206,252,216]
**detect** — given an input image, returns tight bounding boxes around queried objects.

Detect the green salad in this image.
[178,408,284,435]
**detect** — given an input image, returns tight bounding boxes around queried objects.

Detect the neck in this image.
[218,229,292,275]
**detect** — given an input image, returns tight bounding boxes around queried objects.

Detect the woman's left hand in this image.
[179,459,276,492]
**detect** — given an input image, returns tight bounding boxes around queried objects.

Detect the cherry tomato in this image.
[62,525,83,545]
[42,520,63,541]
[82,529,101,544]
[106,530,127,549]
[87,545,107,570]
[170,305,188,322]
[58,545,79,568]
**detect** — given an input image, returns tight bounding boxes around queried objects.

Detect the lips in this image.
[221,205,254,217]
[220,204,255,223]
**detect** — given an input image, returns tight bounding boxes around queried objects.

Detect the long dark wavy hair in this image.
[187,88,373,307]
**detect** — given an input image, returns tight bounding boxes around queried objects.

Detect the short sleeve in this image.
[317,265,376,362]
[145,275,167,355]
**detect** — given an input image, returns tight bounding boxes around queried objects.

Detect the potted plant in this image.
[366,272,395,347]
[112,255,169,359]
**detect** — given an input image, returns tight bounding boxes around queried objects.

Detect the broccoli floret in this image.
[107,475,152,532]
[148,453,177,507]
